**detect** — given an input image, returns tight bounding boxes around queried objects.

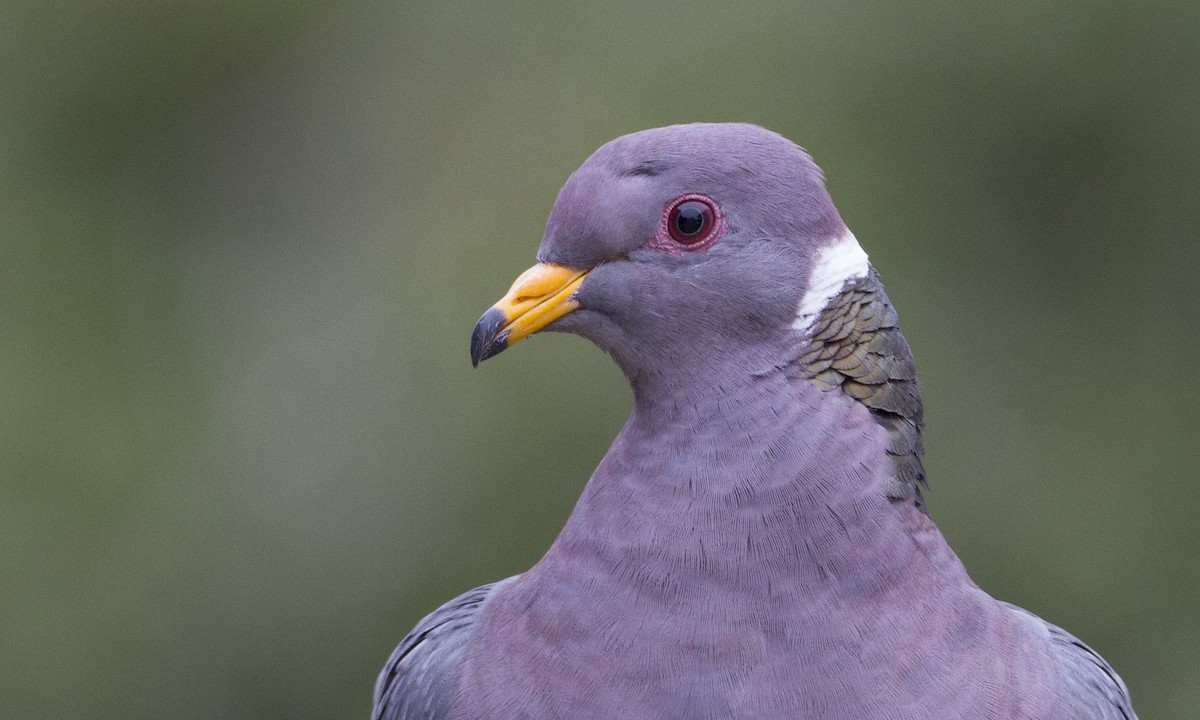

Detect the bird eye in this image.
[668,198,716,245]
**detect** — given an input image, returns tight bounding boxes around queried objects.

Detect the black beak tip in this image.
[470,307,509,367]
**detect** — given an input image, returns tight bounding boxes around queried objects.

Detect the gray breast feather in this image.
[373,580,508,720]
[1004,603,1137,719]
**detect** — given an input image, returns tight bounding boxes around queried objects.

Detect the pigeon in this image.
[373,123,1135,719]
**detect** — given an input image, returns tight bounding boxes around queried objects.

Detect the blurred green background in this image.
[3,1,1197,717]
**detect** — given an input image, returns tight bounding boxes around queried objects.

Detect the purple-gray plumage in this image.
[374,124,1135,719]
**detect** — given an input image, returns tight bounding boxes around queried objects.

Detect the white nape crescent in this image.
[791,230,870,336]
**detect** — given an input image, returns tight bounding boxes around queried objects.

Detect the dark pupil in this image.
[674,202,707,236]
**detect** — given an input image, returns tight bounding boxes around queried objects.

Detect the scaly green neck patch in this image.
[793,268,928,509]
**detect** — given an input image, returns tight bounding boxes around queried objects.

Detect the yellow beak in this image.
[470,263,589,366]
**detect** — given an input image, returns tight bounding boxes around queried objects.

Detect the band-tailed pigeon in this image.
[373,123,1135,719]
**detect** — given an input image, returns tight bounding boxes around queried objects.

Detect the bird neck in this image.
[537,368,966,604]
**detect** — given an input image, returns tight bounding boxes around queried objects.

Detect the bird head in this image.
[470,123,865,392]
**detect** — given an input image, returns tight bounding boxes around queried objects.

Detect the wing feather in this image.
[372,579,511,720]
[1004,602,1137,719]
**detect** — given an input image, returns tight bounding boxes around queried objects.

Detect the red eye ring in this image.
[660,194,722,250]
